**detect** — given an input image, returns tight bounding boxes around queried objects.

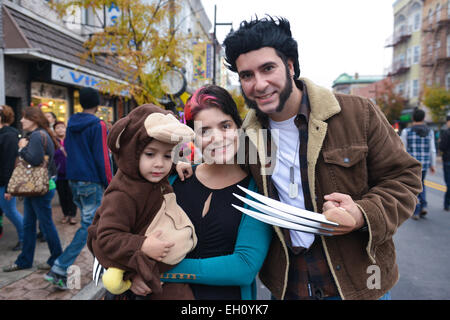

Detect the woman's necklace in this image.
[289,135,300,199]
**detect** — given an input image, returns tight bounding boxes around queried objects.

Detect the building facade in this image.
[1,0,132,128]
[421,0,450,91]
[386,0,423,111]
[332,73,384,95]
[0,0,214,127]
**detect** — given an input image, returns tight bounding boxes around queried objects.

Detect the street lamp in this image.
[212,5,233,85]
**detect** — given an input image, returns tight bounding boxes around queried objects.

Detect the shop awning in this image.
[2,2,127,85]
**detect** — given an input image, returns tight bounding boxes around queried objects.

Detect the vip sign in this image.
[51,64,102,89]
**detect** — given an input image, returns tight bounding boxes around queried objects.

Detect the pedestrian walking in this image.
[53,121,77,224]
[44,87,112,289]
[2,106,63,272]
[401,109,436,220]
[0,105,24,251]
[222,16,422,300]
[439,115,450,211]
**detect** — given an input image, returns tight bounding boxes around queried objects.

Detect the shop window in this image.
[31,82,69,124]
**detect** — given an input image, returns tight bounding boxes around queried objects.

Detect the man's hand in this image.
[4,193,12,201]
[140,230,175,261]
[322,193,365,235]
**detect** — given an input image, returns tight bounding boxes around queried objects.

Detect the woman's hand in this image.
[18,138,28,149]
[140,230,175,261]
[176,161,193,181]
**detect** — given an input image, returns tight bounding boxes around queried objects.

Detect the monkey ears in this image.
[144,113,194,144]
[107,116,130,153]
[107,112,195,153]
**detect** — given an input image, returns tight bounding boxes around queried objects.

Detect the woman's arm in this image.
[19,131,45,166]
[161,214,273,286]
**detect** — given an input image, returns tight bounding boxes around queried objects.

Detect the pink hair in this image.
[184,87,220,121]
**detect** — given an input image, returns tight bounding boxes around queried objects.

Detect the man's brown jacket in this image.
[243,78,422,300]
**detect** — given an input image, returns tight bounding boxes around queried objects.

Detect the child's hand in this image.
[176,161,193,181]
[141,230,175,261]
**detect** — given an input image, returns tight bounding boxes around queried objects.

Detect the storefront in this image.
[2,2,133,127]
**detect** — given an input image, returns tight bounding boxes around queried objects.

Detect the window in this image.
[446,73,450,90]
[413,46,420,63]
[447,34,450,57]
[436,40,441,58]
[436,3,442,21]
[428,9,434,25]
[397,83,404,96]
[428,44,433,58]
[407,48,412,65]
[414,13,421,30]
[412,79,419,97]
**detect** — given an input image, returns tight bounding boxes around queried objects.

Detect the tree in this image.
[423,86,450,125]
[374,78,406,124]
[51,0,191,105]
[229,89,249,120]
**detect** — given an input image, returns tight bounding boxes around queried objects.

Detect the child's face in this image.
[54,123,66,137]
[139,139,174,183]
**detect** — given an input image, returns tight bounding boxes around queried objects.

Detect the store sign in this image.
[52,64,130,97]
[106,2,121,27]
[51,64,104,89]
[192,43,213,81]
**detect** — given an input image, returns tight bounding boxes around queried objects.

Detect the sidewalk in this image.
[0,196,105,300]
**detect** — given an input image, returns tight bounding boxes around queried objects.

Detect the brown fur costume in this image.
[87,104,196,299]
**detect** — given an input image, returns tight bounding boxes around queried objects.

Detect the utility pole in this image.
[212,5,232,85]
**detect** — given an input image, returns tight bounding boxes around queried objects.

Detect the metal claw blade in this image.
[233,193,335,232]
[236,185,338,227]
[232,204,332,236]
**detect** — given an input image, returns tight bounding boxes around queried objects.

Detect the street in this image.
[257,160,450,300]
[391,161,450,299]
[1,162,449,300]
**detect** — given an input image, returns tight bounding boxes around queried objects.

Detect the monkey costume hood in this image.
[87,104,196,297]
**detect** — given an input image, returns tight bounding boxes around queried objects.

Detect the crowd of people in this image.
[0,16,448,301]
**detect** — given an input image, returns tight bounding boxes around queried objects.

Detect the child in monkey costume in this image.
[87,104,197,299]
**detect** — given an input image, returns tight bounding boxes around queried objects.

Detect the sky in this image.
[200,0,395,89]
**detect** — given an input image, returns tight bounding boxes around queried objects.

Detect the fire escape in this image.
[385,25,413,77]
[421,6,450,84]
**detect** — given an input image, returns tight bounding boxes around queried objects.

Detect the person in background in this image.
[53,121,77,225]
[401,109,436,220]
[44,87,112,290]
[439,115,450,211]
[45,112,57,131]
[3,107,63,272]
[0,105,24,251]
